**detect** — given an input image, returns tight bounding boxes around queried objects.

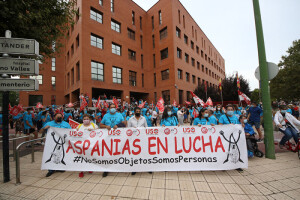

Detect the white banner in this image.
[41,125,248,172]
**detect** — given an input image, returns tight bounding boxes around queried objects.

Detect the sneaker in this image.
[34,143,42,146]
[88,171,93,174]
[79,172,84,178]
[131,172,136,175]
[236,168,243,172]
[46,171,54,177]
[148,172,153,174]
[102,172,108,177]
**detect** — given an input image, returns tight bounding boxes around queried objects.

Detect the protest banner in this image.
[42,125,248,172]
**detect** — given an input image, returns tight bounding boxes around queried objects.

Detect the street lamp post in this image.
[252,0,275,159]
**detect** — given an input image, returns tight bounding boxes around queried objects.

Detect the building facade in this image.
[20,0,225,106]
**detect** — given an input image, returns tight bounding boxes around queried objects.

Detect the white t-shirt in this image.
[77,123,98,131]
[152,111,158,119]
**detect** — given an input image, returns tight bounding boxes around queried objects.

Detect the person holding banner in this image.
[100,104,125,177]
[219,105,240,125]
[40,112,72,177]
[214,104,224,120]
[193,108,216,126]
[76,114,98,178]
[160,107,179,127]
[177,107,185,125]
[127,107,147,128]
[145,110,153,127]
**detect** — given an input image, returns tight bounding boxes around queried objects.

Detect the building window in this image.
[162,90,170,105]
[51,58,56,71]
[140,35,143,49]
[111,0,114,12]
[185,53,189,63]
[191,41,194,49]
[201,50,204,57]
[141,54,143,68]
[30,75,43,85]
[111,19,121,33]
[160,48,168,60]
[91,34,103,49]
[71,68,74,84]
[151,16,154,30]
[154,92,157,102]
[186,72,190,82]
[112,43,121,55]
[128,49,136,61]
[51,95,56,105]
[71,44,74,55]
[178,69,182,79]
[184,35,188,44]
[152,35,155,48]
[161,69,169,80]
[176,27,181,38]
[183,15,185,28]
[198,77,201,86]
[90,8,103,23]
[142,73,144,87]
[76,61,80,81]
[158,10,162,25]
[112,67,122,84]
[51,76,56,90]
[154,73,156,87]
[192,75,196,84]
[129,71,137,86]
[197,61,200,70]
[127,28,135,40]
[178,10,181,24]
[91,61,104,81]
[99,0,103,6]
[159,27,167,40]
[177,48,182,59]
[67,73,70,88]
[153,54,156,68]
[132,11,135,25]
[202,65,204,72]
[196,46,199,54]
[140,16,142,29]
[191,58,195,66]
[76,34,79,48]
[206,67,208,74]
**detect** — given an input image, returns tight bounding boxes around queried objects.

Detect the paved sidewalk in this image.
[0,150,299,200]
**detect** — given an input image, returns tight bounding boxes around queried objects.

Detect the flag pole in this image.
[220,90,223,106]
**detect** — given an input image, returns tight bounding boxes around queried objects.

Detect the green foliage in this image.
[193,74,251,102]
[0,0,77,59]
[0,91,19,107]
[270,40,300,101]
[250,89,260,103]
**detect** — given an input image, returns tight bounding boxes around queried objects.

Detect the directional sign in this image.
[0,37,39,56]
[0,57,39,75]
[0,78,39,91]
[255,62,279,81]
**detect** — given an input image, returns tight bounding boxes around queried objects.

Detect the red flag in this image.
[138,101,146,108]
[113,97,119,108]
[238,90,251,105]
[80,97,88,111]
[219,79,222,91]
[103,100,109,108]
[69,119,80,129]
[190,91,205,106]
[9,106,22,116]
[192,108,199,118]
[156,97,165,113]
[67,102,74,108]
[185,101,191,105]
[204,81,207,92]
[173,99,177,107]
[206,97,213,106]
[95,97,101,108]
[36,102,43,108]
[9,103,12,111]
[18,104,24,111]
[237,73,240,89]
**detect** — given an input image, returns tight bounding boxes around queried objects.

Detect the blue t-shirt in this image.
[172,107,178,114]
[41,115,51,126]
[244,123,255,135]
[101,112,124,127]
[193,118,211,125]
[42,120,72,129]
[219,114,240,125]
[214,110,224,120]
[36,111,43,121]
[248,107,262,122]
[209,115,218,125]
[24,113,34,129]
[145,115,152,127]
[126,116,132,121]
[64,112,72,121]
[13,114,23,120]
[0,114,2,125]
[160,116,178,126]
[141,108,147,116]
[287,108,292,114]
[189,109,194,118]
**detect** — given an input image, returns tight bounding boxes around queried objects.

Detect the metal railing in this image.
[15,137,45,184]
[0,135,31,161]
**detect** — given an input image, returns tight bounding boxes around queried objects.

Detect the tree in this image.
[0,91,19,107]
[270,40,300,101]
[193,84,221,102]
[0,0,77,59]
[250,89,260,103]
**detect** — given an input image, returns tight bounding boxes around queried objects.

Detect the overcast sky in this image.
[133,0,300,90]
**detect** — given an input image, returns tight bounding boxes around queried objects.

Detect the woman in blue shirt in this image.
[214,105,224,120]
[194,108,216,126]
[145,110,153,127]
[160,108,178,127]
[126,111,133,121]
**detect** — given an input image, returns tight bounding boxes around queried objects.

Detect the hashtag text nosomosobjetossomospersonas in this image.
[73,155,217,167]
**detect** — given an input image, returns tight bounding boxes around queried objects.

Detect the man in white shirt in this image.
[127,107,148,128]
[177,108,185,125]
[151,109,158,126]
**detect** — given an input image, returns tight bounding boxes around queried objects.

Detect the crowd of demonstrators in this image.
[1,99,299,177]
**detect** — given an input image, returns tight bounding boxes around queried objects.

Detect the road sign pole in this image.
[252,0,275,159]
[2,30,11,182]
